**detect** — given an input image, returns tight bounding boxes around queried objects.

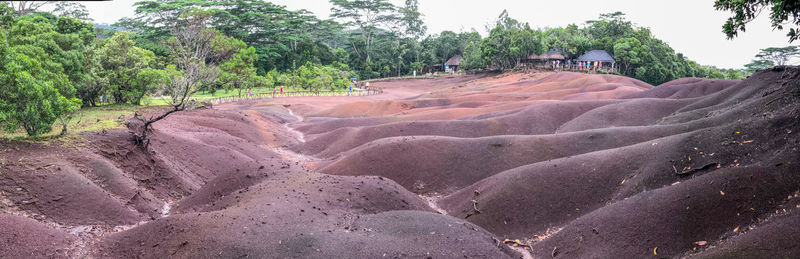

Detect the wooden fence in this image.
[209,89,383,105]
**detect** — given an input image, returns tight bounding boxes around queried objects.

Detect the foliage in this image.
[0,11,93,136]
[754,46,800,66]
[0,30,81,136]
[744,59,776,73]
[94,31,157,105]
[715,0,800,42]
[0,3,13,28]
[459,11,748,84]
[2,2,782,136]
[130,8,246,148]
[461,41,484,70]
[161,8,221,109]
[292,61,353,91]
[613,37,644,75]
[7,14,92,91]
[2,1,49,16]
[120,0,340,73]
[131,68,170,103]
[217,39,261,96]
[53,2,92,22]
[330,0,396,62]
[118,0,427,80]
[399,0,426,39]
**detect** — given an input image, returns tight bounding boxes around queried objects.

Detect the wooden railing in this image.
[208,89,383,104]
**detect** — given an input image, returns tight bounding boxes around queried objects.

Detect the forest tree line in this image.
[117,1,773,86]
[1,0,797,137]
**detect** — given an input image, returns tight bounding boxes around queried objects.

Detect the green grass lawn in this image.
[2,85,332,140]
[0,104,169,140]
[191,86,306,98]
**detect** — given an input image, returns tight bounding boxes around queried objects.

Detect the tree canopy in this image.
[715,0,800,42]
[755,46,800,66]
[0,1,785,137]
[0,24,81,136]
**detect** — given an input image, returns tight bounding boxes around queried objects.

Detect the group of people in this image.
[574,61,605,71]
[241,87,286,97]
[542,60,608,72]
[350,78,370,91]
[272,87,283,95]
[244,88,283,97]
[240,79,372,98]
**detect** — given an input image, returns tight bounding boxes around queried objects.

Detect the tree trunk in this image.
[132,107,182,149]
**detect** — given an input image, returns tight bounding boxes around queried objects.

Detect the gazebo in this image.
[445,55,462,72]
[576,50,615,72]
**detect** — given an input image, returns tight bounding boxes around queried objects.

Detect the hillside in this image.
[1,68,799,258]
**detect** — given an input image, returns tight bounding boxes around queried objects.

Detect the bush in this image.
[0,40,82,136]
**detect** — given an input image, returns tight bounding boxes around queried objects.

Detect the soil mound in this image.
[2,69,798,258]
[95,172,511,258]
[295,100,621,157]
[0,214,73,258]
[623,78,739,99]
[292,68,800,258]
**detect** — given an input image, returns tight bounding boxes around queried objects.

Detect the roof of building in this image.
[546,50,565,60]
[528,50,565,60]
[577,50,615,62]
[528,53,546,60]
[445,55,462,66]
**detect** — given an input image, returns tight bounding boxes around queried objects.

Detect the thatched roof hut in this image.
[528,50,565,60]
[545,50,565,60]
[445,55,462,66]
[577,50,615,62]
[528,53,547,60]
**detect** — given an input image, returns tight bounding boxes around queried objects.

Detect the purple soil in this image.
[1,68,798,258]
[294,69,800,257]
[0,214,73,258]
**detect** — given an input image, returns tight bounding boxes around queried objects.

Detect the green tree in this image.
[399,0,426,39]
[613,37,644,75]
[55,16,94,44]
[131,68,169,105]
[461,40,484,70]
[6,12,88,100]
[0,32,80,136]
[2,1,49,16]
[8,15,84,90]
[715,0,800,42]
[0,3,14,28]
[95,31,156,105]
[53,2,92,22]
[754,46,800,66]
[432,31,460,65]
[3,13,96,108]
[132,8,244,147]
[217,42,259,97]
[124,0,342,74]
[79,45,108,106]
[330,0,397,61]
[744,59,775,73]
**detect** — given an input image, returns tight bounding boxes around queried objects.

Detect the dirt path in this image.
[285,108,306,143]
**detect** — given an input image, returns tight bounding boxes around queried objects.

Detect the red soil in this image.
[1,68,799,258]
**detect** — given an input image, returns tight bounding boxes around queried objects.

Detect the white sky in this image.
[79,0,798,69]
